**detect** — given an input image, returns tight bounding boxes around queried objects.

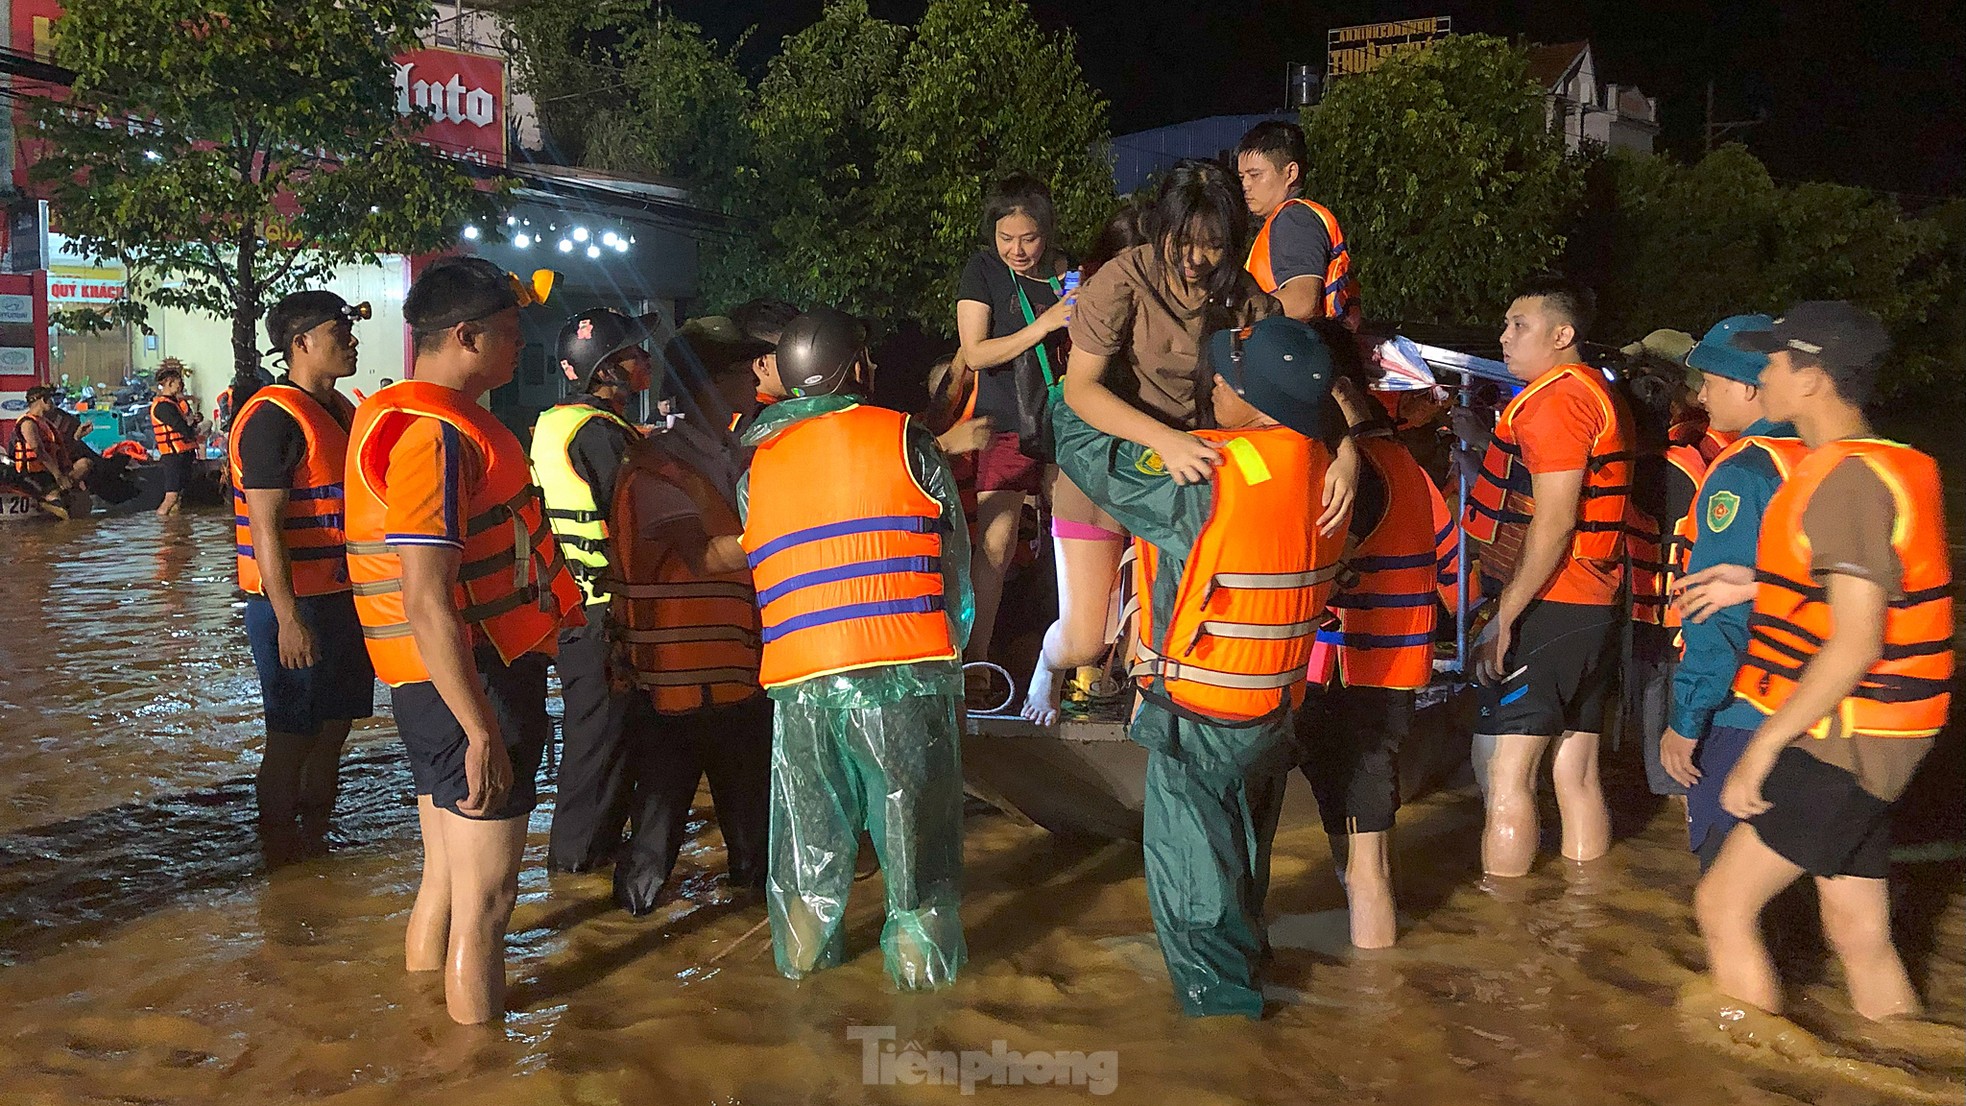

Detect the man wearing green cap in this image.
[1659,314,1800,868]
[1053,315,1348,1019]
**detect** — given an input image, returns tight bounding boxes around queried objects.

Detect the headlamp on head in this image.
[511,269,556,309]
[343,300,372,323]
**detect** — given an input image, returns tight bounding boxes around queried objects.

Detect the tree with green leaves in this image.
[1302,35,1584,327]
[31,0,502,396]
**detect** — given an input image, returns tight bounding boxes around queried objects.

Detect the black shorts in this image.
[159,451,195,493]
[244,593,375,734]
[1750,746,1894,880]
[1475,599,1620,738]
[1295,682,1411,836]
[391,646,552,822]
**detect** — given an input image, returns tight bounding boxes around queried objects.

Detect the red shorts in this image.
[974,431,1044,495]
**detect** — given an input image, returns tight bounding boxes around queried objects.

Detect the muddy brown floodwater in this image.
[0,510,1960,1105]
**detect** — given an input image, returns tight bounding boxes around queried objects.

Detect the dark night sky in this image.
[677,0,1966,201]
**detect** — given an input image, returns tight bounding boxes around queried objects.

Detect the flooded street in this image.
[0,510,1960,1105]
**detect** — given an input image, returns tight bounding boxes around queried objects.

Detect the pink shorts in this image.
[1052,517,1125,542]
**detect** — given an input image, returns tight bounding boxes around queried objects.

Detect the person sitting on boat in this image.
[10,386,82,514]
[1053,315,1346,1018]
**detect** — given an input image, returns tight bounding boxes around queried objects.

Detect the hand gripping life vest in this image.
[1664,433,1806,633]
[227,384,355,598]
[741,404,955,689]
[1245,197,1361,328]
[1733,439,1953,739]
[1463,364,1634,586]
[9,413,64,475]
[344,381,583,687]
[1631,442,1710,626]
[1327,434,1439,690]
[610,449,763,713]
[151,396,195,456]
[530,402,638,606]
[1132,426,1344,722]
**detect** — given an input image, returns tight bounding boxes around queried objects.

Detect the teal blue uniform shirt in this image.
[1670,419,1797,741]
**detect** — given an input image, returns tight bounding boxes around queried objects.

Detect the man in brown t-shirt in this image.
[1679,301,1953,1023]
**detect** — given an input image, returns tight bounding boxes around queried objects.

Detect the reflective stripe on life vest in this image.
[740,404,955,689]
[227,384,355,597]
[1132,426,1344,721]
[1244,197,1361,328]
[530,401,638,606]
[344,381,582,687]
[1462,364,1634,584]
[1324,435,1439,689]
[1732,439,1953,739]
[609,445,763,713]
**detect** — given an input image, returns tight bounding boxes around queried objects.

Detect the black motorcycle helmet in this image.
[775,306,870,398]
[557,307,660,390]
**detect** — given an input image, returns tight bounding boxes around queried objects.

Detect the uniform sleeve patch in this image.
[1706,489,1741,534]
[1134,449,1169,477]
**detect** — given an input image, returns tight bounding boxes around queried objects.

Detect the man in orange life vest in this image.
[344,257,582,1024]
[228,290,377,860]
[1459,277,1635,878]
[1056,316,1346,1018]
[532,307,654,875]
[1679,302,1952,1022]
[11,386,80,511]
[1297,321,1438,950]
[605,324,773,915]
[738,306,973,990]
[1235,120,1360,329]
[150,366,203,516]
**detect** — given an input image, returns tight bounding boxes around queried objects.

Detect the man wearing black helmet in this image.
[531,308,655,874]
[736,306,974,990]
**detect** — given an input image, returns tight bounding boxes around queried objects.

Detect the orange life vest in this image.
[9,412,64,475]
[227,384,355,598]
[1426,469,1469,609]
[1665,433,1807,633]
[344,381,582,687]
[151,396,195,456]
[741,403,955,689]
[1463,364,1634,584]
[610,448,763,713]
[1132,426,1344,722]
[1733,439,1953,739]
[1328,434,1438,690]
[1244,197,1361,328]
[1631,442,1709,626]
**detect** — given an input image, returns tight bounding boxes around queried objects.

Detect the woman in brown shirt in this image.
[1021,161,1280,723]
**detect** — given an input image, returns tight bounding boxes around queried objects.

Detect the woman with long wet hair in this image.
[1021,161,1279,723]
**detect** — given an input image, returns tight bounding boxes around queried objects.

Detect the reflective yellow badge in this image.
[1223,437,1272,485]
[1135,450,1168,477]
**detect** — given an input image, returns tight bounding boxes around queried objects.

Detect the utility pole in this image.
[1704,80,1764,152]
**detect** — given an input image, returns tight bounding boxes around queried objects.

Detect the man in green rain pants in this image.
[1054,317,1345,1017]
[737,306,973,989]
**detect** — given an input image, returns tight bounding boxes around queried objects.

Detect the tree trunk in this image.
[226,237,264,428]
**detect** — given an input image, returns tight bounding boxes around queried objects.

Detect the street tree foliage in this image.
[1586,146,1958,399]
[1301,35,1584,327]
[32,0,502,391]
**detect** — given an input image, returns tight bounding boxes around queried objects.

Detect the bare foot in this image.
[1019,660,1064,726]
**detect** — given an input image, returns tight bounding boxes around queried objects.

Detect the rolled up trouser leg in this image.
[548,610,634,871]
[697,694,774,889]
[844,691,967,990]
[767,699,862,979]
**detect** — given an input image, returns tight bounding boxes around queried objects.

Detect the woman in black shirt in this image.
[953,172,1074,668]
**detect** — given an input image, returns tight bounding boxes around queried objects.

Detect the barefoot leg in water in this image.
[1021,527,1125,725]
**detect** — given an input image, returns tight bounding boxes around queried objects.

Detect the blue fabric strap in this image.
[1329,591,1437,610]
[760,595,945,644]
[1347,551,1437,572]
[755,555,940,608]
[746,514,936,568]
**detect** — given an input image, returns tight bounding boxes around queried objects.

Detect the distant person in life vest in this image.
[1458,276,1635,878]
[150,367,202,516]
[228,290,377,862]
[531,307,653,876]
[738,306,973,990]
[1054,316,1346,1018]
[344,257,582,1024]
[1679,302,1952,1023]
[1235,120,1360,329]
[10,386,80,515]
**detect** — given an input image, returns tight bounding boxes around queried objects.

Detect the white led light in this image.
[572,227,590,242]
[558,239,574,253]
[462,225,480,240]
[601,231,619,247]
[611,239,628,253]
[586,245,601,259]
[513,233,531,248]
[505,215,517,226]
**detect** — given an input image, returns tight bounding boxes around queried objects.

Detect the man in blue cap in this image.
[1658,314,1802,869]
[1053,315,1348,1018]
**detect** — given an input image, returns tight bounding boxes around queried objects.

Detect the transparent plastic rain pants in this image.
[766,689,967,989]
